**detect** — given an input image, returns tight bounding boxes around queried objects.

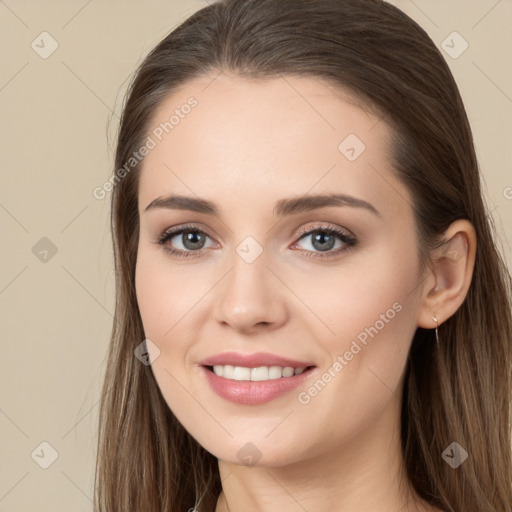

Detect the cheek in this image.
[135,248,201,339]
[135,261,169,339]
[135,252,200,410]
[309,240,420,390]
[297,244,419,348]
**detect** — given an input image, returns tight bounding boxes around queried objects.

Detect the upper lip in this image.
[199,351,315,368]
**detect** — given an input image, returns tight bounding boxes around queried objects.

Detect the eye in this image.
[156,224,216,258]
[291,224,357,259]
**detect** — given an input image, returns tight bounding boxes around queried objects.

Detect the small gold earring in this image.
[433,313,439,346]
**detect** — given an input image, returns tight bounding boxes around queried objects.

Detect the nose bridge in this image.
[213,236,288,332]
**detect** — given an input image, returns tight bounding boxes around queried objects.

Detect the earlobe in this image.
[416,219,477,329]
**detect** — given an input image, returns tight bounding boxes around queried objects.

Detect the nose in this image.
[212,250,289,335]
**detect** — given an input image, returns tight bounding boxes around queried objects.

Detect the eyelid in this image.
[158,222,352,244]
[293,221,354,240]
[159,222,215,240]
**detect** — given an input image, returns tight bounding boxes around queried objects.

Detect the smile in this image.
[201,364,317,405]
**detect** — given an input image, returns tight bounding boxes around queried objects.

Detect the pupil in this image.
[312,232,335,251]
[183,230,205,250]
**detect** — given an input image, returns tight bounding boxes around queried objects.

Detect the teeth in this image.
[268,366,282,379]
[282,366,294,377]
[250,366,269,381]
[233,366,251,380]
[211,365,308,381]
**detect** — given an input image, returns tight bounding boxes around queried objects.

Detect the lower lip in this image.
[201,366,316,405]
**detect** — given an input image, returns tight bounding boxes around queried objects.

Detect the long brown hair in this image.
[94,1,512,510]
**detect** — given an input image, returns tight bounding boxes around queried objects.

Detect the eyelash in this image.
[155,223,357,260]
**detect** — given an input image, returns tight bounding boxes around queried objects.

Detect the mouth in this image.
[200,363,317,405]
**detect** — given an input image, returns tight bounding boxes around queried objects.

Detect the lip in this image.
[199,351,317,405]
[199,351,314,368]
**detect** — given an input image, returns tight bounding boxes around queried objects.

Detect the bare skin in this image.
[135,72,476,512]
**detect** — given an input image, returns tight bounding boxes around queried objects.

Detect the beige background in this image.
[1,1,511,510]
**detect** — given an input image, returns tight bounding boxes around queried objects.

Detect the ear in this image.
[416,219,477,329]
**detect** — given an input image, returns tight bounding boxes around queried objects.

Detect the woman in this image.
[94,0,512,510]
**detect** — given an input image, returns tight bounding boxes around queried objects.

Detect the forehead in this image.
[138,73,411,219]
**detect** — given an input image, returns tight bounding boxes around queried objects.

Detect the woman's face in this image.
[135,73,426,466]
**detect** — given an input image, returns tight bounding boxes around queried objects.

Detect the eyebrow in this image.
[144,193,381,217]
